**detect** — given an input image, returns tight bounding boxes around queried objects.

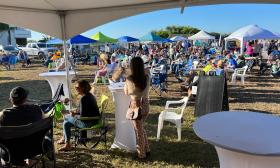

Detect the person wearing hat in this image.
[0,87,45,166]
[0,87,43,126]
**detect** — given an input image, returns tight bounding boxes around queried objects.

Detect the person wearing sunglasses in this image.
[58,80,100,151]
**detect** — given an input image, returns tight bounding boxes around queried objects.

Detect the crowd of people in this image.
[0,50,30,70]
[1,38,280,166]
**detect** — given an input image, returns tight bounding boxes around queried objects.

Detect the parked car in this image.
[19,43,57,60]
[0,45,20,55]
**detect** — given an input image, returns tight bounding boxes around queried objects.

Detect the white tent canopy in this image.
[225,24,280,54]
[0,0,279,39]
[188,30,215,40]
[0,0,182,39]
[170,36,188,41]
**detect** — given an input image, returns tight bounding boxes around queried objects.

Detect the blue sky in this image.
[31,4,280,40]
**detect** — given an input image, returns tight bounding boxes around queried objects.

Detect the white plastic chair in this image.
[231,65,248,85]
[151,64,167,74]
[156,97,189,141]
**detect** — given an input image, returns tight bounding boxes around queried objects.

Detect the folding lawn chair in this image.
[38,83,65,114]
[151,65,168,96]
[73,95,109,153]
[0,117,56,168]
[37,83,66,128]
[176,59,193,82]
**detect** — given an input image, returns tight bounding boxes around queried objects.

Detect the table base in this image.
[216,147,280,168]
[111,138,136,152]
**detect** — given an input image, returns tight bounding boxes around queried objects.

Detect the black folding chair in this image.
[39,83,64,113]
[194,73,229,117]
[0,117,56,168]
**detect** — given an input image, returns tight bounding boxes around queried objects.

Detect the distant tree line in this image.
[153,25,230,39]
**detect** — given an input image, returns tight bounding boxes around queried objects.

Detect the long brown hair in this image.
[128,57,147,91]
[77,80,91,94]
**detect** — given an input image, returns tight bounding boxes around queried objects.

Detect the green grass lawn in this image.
[1,63,280,167]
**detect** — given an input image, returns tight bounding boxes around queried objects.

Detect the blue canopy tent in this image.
[70,35,97,44]
[118,36,139,43]
[163,38,173,43]
[47,35,96,44]
[139,32,170,42]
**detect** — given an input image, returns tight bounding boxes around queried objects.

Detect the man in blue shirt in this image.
[226,54,237,69]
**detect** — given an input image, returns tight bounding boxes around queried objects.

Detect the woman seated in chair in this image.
[1,54,10,70]
[58,80,100,151]
[96,53,108,77]
[180,70,199,98]
[17,50,28,68]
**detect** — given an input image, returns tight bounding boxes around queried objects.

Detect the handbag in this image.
[126,107,142,120]
[126,100,142,120]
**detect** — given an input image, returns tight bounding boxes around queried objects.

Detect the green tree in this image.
[209,32,221,39]
[154,25,200,38]
[153,30,170,38]
[38,35,51,43]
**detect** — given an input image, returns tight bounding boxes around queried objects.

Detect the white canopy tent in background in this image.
[0,0,280,105]
[224,24,280,54]
[188,30,215,40]
[170,36,188,41]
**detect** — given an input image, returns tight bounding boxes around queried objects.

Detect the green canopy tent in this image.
[91,32,117,43]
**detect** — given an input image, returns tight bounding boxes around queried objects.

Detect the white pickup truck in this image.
[19,43,57,60]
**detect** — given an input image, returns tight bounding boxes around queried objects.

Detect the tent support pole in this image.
[224,39,227,51]
[59,11,72,109]
[179,0,186,14]
[240,39,244,55]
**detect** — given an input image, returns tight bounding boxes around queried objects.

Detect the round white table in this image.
[39,71,75,99]
[193,111,280,168]
[108,82,136,152]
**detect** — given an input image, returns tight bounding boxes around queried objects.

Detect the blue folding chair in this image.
[9,56,17,69]
[151,65,168,96]
[180,59,193,76]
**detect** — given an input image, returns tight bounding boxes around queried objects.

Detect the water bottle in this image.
[48,62,52,69]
